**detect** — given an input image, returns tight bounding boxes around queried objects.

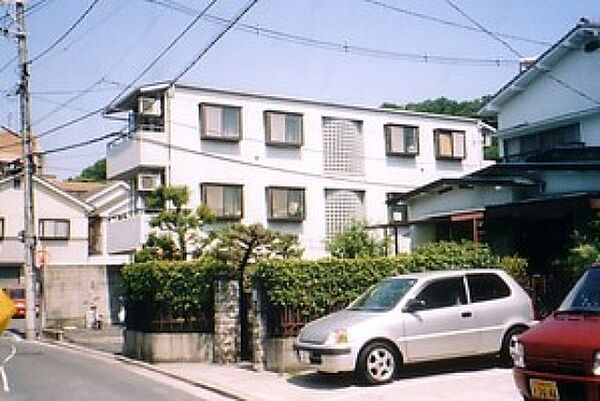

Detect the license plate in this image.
[297,350,311,364]
[530,379,558,400]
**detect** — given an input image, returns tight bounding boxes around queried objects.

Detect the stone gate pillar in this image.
[213,276,240,364]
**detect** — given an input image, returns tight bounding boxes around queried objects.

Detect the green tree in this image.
[326,222,387,259]
[136,185,215,261]
[203,223,303,276]
[564,212,600,274]
[74,158,106,182]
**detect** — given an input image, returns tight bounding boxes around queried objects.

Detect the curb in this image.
[41,338,249,401]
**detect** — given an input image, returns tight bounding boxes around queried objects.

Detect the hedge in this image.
[254,241,527,316]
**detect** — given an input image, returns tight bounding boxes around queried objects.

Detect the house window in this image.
[385,124,419,156]
[435,129,466,160]
[39,219,70,240]
[267,187,305,221]
[201,184,243,220]
[200,104,242,141]
[265,111,303,146]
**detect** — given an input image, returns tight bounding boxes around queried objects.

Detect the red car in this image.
[2,287,38,318]
[511,264,600,401]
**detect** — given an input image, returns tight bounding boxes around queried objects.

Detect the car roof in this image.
[387,268,506,281]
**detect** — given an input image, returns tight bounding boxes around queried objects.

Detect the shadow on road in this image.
[287,356,503,390]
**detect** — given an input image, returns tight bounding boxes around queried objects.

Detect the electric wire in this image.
[144,0,518,67]
[169,0,260,84]
[29,0,100,64]
[443,0,600,107]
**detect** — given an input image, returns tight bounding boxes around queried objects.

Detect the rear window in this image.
[467,273,510,302]
[7,288,25,298]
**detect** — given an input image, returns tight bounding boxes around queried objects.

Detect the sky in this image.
[0,0,599,179]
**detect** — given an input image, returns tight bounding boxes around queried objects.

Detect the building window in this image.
[385,124,419,156]
[267,187,305,221]
[39,219,70,240]
[200,104,242,141]
[264,111,303,147]
[323,117,364,176]
[435,129,466,160]
[0,217,4,240]
[201,184,243,220]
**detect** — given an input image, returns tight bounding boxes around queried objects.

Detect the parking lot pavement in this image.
[158,357,522,401]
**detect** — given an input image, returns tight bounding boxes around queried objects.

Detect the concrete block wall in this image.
[123,330,214,362]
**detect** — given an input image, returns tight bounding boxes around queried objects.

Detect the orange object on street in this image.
[0,289,16,333]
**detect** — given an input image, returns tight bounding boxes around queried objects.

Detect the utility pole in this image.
[16,0,37,340]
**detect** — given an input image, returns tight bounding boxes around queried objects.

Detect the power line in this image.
[106,0,221,109]
[144,0,518,67]
[29,0,100,64]
[443,0,600,107]
[170,0,260,84]
[362,0,551,47]
[37,130,124,155]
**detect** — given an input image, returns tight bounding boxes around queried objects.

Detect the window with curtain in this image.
[39,219,70,240]
[201,184,243,219]
[267,187,305,221]
[265,111,303,146]
[385,124,419,156]
[200,104,241,140]
[435,129,466,160]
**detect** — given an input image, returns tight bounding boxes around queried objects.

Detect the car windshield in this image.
[558,268,600,314]
[349,278,416,311]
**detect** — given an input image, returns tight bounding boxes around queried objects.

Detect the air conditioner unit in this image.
[138,97,161,116]
[138,174,161,192]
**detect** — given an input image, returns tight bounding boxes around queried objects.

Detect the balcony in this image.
[107,212,154,254]
[107,131,169,179]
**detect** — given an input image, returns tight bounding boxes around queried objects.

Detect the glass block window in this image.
[265,111,303,146]
[322,117,364,176]
[435,129,466,160]
[39,219,70,240]
[385,124,419,156]
[325,189,365,239]
[201,184,243,220]
[200,104,242,140]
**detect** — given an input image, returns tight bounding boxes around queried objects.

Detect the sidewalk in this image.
[57,326,521,401]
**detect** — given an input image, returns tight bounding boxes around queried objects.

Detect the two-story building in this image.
[0,174,130,327]
[391,21,600,274]
[105,84,493,258]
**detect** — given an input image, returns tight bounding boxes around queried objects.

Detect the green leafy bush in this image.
[122,258,217,314]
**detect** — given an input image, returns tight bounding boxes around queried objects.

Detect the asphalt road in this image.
[0,338,230,401]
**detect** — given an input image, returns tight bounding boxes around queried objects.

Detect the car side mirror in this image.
[403,298,426,313]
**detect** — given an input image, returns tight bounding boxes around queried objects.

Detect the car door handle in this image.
[461,311,472,318]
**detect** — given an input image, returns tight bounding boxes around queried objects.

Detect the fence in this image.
[125,302,213,333]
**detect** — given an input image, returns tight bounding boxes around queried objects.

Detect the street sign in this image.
[0,290,16,333]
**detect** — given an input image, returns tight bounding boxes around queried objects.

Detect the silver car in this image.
[294,269,534,384]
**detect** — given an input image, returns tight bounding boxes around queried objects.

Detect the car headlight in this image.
[325,329,349,345]
[593,351,600,375]
[511,339,526,368]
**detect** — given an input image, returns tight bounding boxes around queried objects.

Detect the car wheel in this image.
[500,326,526,367]
[357,341,399,385]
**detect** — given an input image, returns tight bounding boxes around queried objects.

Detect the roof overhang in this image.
[480,23,600,116]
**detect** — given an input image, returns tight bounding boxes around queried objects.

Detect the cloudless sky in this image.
[0,0,599,178]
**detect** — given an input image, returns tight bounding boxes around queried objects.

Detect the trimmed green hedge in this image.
[254,241,527,316]
[122,258,217,314]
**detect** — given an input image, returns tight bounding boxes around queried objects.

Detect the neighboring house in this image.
[392,21,600,274]
[104,84,493,257]
[0,126,43,176]
[0,174,130,327]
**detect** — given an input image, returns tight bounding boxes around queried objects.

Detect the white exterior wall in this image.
[0,178,88,265]
[498,48,600,131]
[109,87,490,258]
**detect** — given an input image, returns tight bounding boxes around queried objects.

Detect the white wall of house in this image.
[108,85,491,258]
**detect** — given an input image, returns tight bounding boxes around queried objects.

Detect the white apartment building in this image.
[106,84,493,258]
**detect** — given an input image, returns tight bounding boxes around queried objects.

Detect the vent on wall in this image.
[138,97,162,116]
[138,174,161,192]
